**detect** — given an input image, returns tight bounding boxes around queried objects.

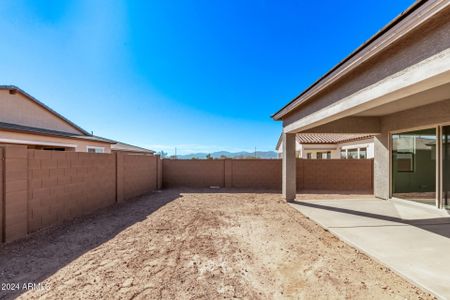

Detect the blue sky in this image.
[0,0,414,155]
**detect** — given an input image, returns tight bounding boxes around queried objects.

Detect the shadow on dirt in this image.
[0,190,181,300]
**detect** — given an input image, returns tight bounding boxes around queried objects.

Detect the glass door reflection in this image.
[392,128,436,206]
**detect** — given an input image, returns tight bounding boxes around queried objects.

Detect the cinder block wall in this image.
[122,153,159,201]
[163,159,373,192]
[28,150,116,233]
[1,146,161,243]
[163,160,226,188]
[296,159,373,192]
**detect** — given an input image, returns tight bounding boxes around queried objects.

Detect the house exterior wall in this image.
[300,144,339,159]
[278,140,374,159]
[338,138,375,159]
[373,98,450,199]
[0,130,112,153]
[0,90,82,134]
[282,6,450,128]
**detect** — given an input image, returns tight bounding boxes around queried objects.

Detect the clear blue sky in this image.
[0,0,414,155]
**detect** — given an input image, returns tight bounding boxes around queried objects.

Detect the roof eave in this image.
[271,0,440,121]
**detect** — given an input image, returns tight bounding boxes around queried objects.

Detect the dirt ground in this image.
[0,189,434,300]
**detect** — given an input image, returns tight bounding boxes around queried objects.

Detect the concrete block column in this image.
[224,159,233,188]
[156,155,162,190]
[116,152,124,203]
[282,132,296,201]
[3,145,29,242]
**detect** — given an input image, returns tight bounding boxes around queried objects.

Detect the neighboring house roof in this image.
[297,134,374,144]
[271,0,440,120]
[111,142,155,154]
[0,85,91,135]
[0,121,116,144]
[276,133,373,149]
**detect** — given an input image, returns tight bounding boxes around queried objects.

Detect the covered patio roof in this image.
[273,0,450,135]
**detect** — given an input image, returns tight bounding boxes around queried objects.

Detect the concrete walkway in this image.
[290,197,450,299]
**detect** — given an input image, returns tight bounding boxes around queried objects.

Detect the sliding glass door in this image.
[392,128,436,206]
[443,126,450,209]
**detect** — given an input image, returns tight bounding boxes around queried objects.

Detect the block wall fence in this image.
[1,145,161,243]
[1,146,373,243]
[162,159,373,193]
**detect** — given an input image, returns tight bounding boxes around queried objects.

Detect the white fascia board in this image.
[284,49,450,133]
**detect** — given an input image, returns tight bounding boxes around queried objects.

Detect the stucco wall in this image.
[0,90,82,134]
[381,98,450,133]
[0,130,112,153]
[282,7,450,127]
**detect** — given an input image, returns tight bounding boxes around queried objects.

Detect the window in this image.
[340,149,347,159]
[396,152,414,172]
[326,151,331,159]
[316,152,323,159]
[359,148,367,159]
[306,153,312,159]
[347,148,358,159]
[87,146,105,153]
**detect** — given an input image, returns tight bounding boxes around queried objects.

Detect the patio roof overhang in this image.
[283,49,450,134]
[273,0,450,135]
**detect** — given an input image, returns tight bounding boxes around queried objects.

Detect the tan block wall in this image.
[0,148,3,241]
[163,159,373,193]
[229,159,281,190]
[122,153,158,201]
[27,150,116,233]
[1,147,161,242]
[163,160,226,188]
[3,145,28,242]
[297,159,373,193]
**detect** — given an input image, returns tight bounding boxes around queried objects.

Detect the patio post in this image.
[282,132,296,201]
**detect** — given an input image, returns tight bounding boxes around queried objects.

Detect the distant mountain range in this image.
[173,151,278,159]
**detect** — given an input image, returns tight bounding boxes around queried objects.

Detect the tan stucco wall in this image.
[0,130,112,153]
[381,98,450,133]
[282,6,450,127]
[0,90,83,134]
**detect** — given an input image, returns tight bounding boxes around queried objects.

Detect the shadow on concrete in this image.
[291,201,450,239]
[0,190,181,300]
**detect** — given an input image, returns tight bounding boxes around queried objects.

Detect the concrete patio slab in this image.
[290,198,450,299]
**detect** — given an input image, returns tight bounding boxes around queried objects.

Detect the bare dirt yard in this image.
[0,189,434,299]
